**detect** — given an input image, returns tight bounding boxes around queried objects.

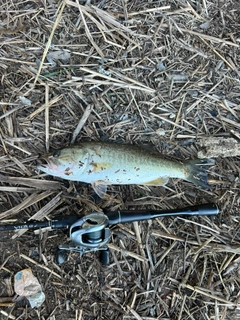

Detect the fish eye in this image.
[53,150,61,158]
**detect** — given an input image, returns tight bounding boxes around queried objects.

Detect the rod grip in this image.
[106,203,219,225]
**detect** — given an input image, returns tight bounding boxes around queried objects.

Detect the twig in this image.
[20,254,61,279]
[71,104,94,144]
[34,0,67,84]
[45,84,50,152]
[179,27,240,48]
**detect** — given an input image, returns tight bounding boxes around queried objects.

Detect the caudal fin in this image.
[185,159,214,189]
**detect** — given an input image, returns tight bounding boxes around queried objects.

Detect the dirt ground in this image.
[0,0,240,319]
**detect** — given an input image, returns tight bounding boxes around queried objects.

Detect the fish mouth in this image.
[37,154,59,171]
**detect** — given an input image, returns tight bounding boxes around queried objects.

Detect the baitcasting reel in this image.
[57,213,111,265]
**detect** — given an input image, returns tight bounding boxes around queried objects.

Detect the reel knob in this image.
[56,248,68,265]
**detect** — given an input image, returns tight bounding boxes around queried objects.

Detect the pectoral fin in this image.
[143,177,169,186]
[92,181,108,198]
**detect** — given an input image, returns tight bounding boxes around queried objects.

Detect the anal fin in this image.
[92,181,108,199]
[143,177,169,186]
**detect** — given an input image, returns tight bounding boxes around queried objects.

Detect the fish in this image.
[37,141,213,198]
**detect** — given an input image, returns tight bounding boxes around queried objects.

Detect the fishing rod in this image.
[0,203,219,265]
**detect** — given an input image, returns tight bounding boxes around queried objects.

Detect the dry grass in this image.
[0,0,240,319]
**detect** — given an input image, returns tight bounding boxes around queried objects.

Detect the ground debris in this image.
[197,137,240,158]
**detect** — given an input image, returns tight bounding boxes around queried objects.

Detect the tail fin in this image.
[185,159,214,189]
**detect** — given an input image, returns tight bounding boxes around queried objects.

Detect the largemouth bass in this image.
[38,142,212,198]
